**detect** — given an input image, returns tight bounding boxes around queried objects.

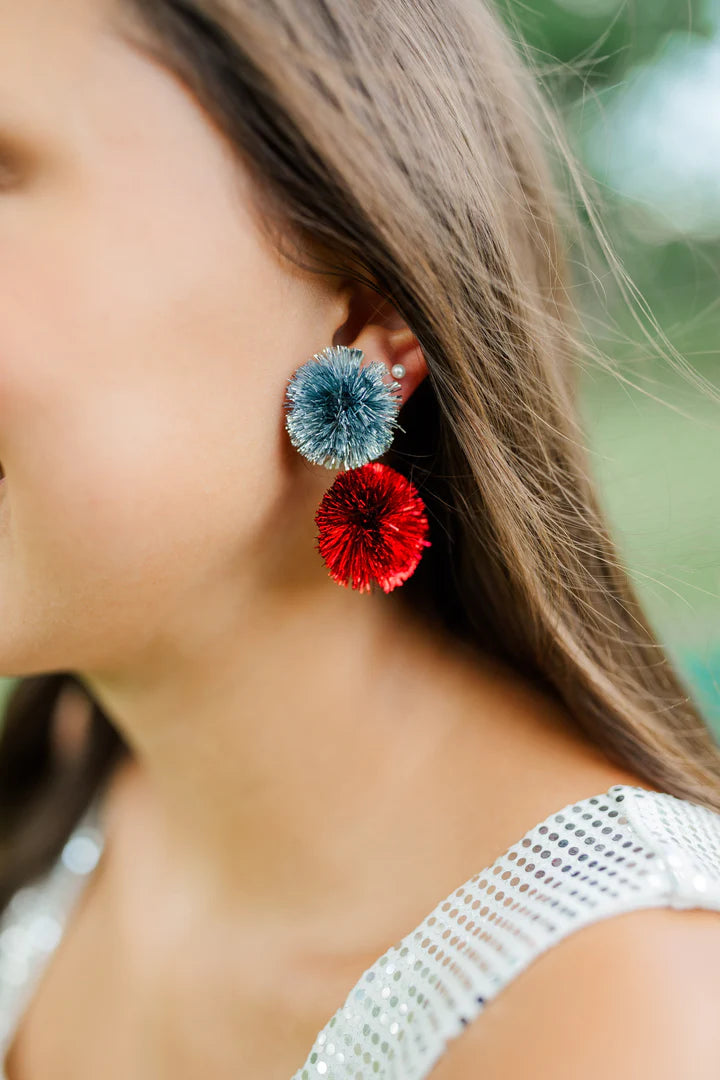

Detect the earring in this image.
[284,345,431,594]
[285,344,403,470]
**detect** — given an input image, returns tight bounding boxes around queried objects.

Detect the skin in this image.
[0,0,666,1076]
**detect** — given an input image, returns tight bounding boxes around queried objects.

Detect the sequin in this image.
[61,833,101,876]
[1,784,720,1079]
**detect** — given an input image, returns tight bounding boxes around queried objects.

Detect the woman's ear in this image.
[332,282,428,406]
[353,324,427,407]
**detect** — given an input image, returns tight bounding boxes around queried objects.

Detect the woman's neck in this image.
[82,579,642,951]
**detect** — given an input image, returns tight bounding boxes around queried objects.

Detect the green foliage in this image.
[498,0,720,728]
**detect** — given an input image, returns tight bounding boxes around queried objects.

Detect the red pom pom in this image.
[315,462,431,593]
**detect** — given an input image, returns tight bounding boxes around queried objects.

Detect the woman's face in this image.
[0,0,349,678]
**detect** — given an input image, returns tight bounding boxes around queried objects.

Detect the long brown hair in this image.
[1,0,718,914]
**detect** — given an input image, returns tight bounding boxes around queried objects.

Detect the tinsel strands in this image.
[315,462,431,594]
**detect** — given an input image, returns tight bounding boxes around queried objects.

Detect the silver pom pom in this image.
[284,345,403,470]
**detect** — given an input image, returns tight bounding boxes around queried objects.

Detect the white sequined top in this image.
[1,782,720,1079]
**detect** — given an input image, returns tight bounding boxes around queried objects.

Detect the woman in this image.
[0,0,718,1076]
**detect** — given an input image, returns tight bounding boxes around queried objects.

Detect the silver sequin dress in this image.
[1,783,719,1078]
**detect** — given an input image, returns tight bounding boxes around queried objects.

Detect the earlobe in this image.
[347,323,428,406]
[386,326,428,405]
[331,283,428,404]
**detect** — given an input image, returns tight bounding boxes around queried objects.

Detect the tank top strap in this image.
[291,784,720,1080]
[612,784,720,908]
[0,788,107,1067]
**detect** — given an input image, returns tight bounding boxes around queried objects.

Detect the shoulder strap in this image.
[291,785,720,1080]
[0,792,106,1071]
[612,784,720,909]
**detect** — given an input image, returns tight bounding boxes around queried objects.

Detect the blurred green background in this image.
[495,0,720,734]
[0,0,717,736]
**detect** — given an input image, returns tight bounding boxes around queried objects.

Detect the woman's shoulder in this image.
[428,897,720,1079]
[411,776,720,1080]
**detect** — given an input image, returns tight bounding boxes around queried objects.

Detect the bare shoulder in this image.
[428,904,720,1079]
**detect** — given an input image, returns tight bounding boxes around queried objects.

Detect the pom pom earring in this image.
[284,345,402,470]
[284,345,431,593]
[315,460,431,594]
